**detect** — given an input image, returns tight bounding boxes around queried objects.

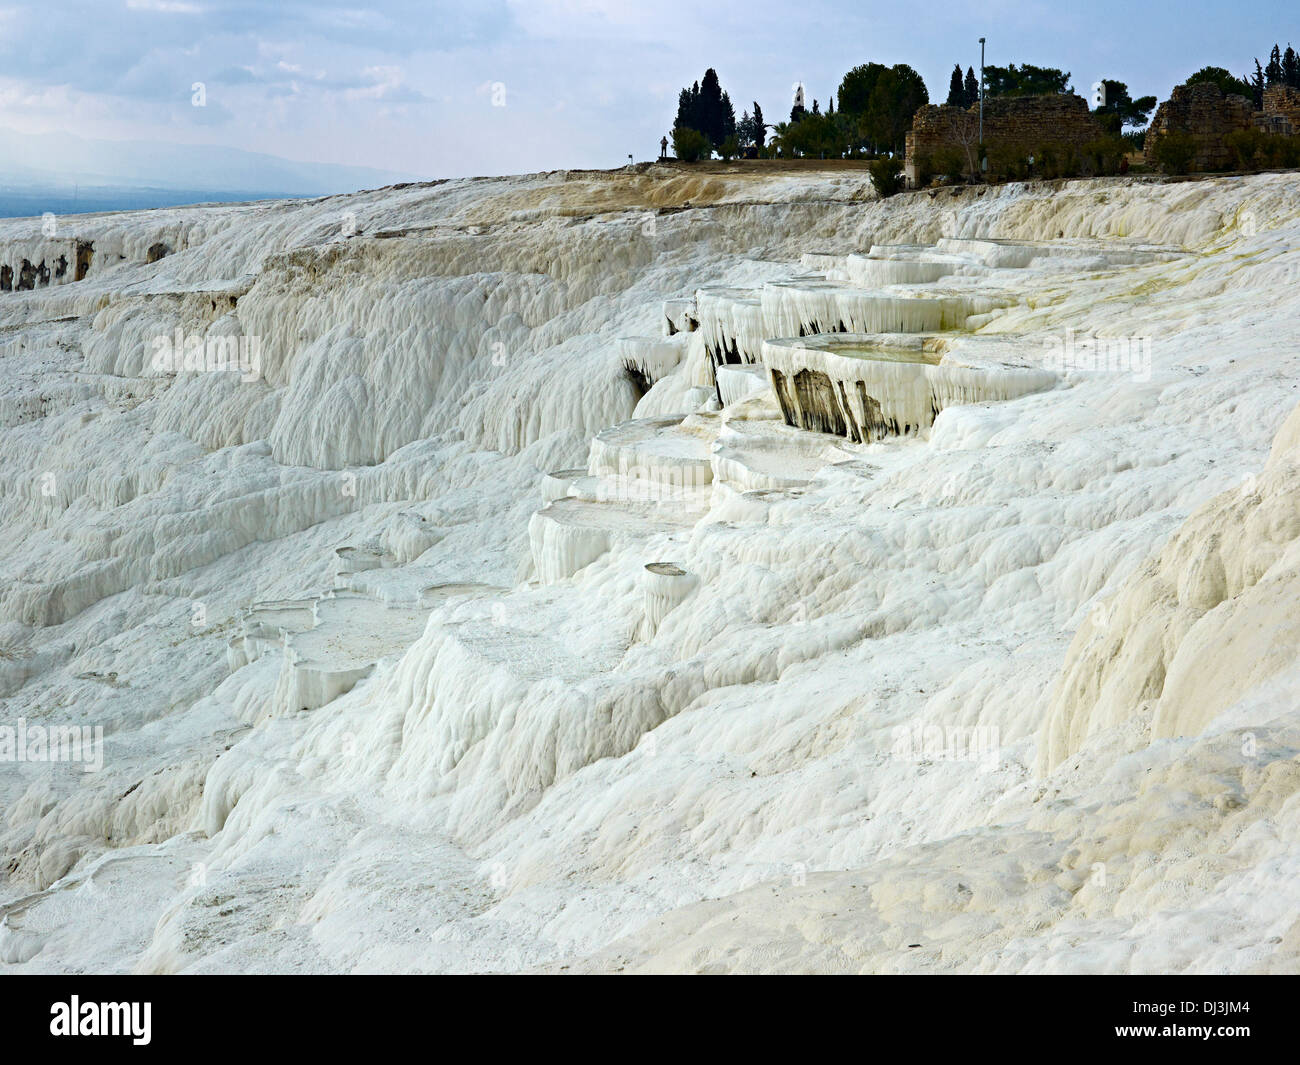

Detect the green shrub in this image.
[1255,131,1300,169]
[930,146,968,184]
[913,153,934,187]
[1274,136,1300,169]
[987,140,1036,181]
[1025,144,1081,180]
[671,127,711,162]
[1225,128,1263,170]
[867,156,904,197]
[1035,146,1058,178]
[1150,130,1196,174]
[1080,136,1128,176]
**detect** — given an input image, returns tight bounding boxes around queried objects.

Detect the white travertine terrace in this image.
[273,593,429,715]
[2,164,1300,974]
[587,415,715,487]
[541,467,588,503]
[842,253,965,286]
[616,335,687,396]
[225,590,430,715]
[714,364,769,406]
[759,278,1009,339]
[695,286,766,377]
[932,235,1184,269]
[641,563,698,636]
[662,296,698,335]
[761,333,1060,442]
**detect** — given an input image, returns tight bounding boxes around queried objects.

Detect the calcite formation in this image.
[762,334,1057,442]
[3,164,1300,976]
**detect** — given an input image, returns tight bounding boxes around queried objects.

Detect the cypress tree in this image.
[947,64,965,106]
[674,82,702,132]
[719,89,736,146]
[698,69,725,146]
[1266,45,1282,85]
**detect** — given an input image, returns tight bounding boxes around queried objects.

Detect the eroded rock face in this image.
[0,239,95,294]
[75,240,93,280]
[0,231,186,297]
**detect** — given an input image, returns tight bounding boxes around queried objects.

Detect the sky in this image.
[1,0,1294,186]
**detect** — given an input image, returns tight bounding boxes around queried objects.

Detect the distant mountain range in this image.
[0,127,423,217]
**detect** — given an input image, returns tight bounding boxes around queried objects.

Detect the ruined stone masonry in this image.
[905,93,1104,187]
[1262,84,1300,132]
[1144,82,1300,172]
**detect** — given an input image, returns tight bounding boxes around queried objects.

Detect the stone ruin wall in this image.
[1262,84,1300,130]
[905,93,1103,186]
[1144,82,1300,171]
[1143,83,1256,170]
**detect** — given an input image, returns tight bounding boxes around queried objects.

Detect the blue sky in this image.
[3,1,1294,182]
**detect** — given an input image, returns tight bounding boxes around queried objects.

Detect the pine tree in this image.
[1253,59,1266,108]
[827,95,834,114]
[752,102,765,148]
[947,64,965,106]
[1284,45,1299,89]
[964,66,979,108]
